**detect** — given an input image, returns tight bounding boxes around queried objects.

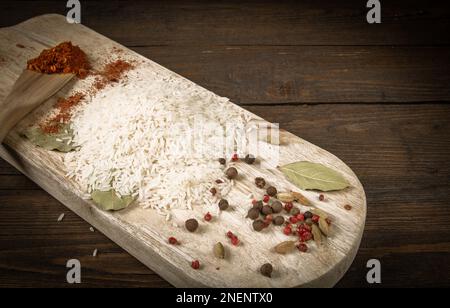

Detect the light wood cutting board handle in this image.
[0,70,74,142]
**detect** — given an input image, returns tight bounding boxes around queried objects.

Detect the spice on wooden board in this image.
[27,41,90,78]
[16,43,26,48]
[93,59,134,90]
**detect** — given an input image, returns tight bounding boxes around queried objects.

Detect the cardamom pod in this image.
[273,240,296,254]
[276,192,294,203]
[312,224,322,245]
[213,242,225,259]
[311,208,329,220]
[319,217,330,236]
[291,191,312,206]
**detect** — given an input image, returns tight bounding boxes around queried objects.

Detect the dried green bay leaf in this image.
[91,189,134,211]
[280,161,350,192]
[22,124,76,153]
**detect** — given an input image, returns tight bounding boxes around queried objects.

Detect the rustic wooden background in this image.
[1,0,450,287]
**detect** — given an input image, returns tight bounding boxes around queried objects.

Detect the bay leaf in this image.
[91,189,134,211]
[280,161,349,192]
[22,124,76,153]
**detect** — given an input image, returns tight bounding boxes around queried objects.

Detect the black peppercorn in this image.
[271,201,283,213]
[244,154,256,165]
[260,263,273,278]
[266,186,277,197]
[185,219,199,232]
[253,219,265,232]
[247,208,260,220]
[218,199,229,211]
[218,158,226,165]
[225,167,238,179]
[255,177,266,189]
[304,211,313,219]
[261,205,273,215]
[273,216,285,226]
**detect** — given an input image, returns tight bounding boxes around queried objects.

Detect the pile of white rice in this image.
[64,64,253,214]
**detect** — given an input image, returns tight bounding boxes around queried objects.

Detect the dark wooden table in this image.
[1,0,449,288]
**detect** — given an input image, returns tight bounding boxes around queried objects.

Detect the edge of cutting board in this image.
[0,14,367,288]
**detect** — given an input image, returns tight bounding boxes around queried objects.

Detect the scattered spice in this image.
[204,212,212,222]
[283,225,292,235]
[93,59,134,90]
[344,204,352,211]
[168,237,178,245]
[297,243,308,253]
[215,179,223,184]
[319,217,330,236]
[244,154,256,164]
[218,158,226,165]
[291,207,300,216]
[210,187,217,196]
[226,231,240,246]
[277,192,295,203]
[255,177,266,189]
[284,202,293,213]
[27,41,90,78]
[271,201,283,213]
[191,260,200,270]
[260,263,273,278]
[261,205,273,215]
[312,215,320,224]
[304,211,313,220]
[273,216,285,226]
[247,208,260,220]
[213,242,225,259]
[262,195,270,203]
[225,167,238,179]
[291,191,312,206]
[185,218,199,232]
[311,224,322,244]
[231,153,239,162]
[274,241,296,254]
[218,199,229,211]
[319,194,325,201]
[266,186,277,197]
[253,219,265,232]
[16,43,26,49]
[253,200,263,210]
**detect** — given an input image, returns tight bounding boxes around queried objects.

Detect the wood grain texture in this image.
[1,0,449,46]
[1,104,450,287]
[0,15,366,287]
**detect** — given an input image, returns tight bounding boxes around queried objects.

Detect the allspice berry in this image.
[255,177,266,189]
[185,218,199,232]
[244,154,256,165]
[225,167,238,179]
[253,200,264,210]
[218,199,229,211]
[261,205,273,215]
[218,158,226,165]
[266,186,277,197]
[273,216,285,226]
[271,201,283,213]
[260,263,273,278]
[253,219,265,232]
[247,208,260,220]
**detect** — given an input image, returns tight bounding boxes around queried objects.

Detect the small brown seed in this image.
[225,167,238,179]
[213,242,225,259]
[260,263,273,278]
[218,158,226,165]
[253,200,264,210]
[185,218,199,232]
[344,204,352,211]
[247,208,260,220]
[253,219,265,232]
[273,216,285,226]
[266,186,277,197]
[218,199,229,211]
[244,154,256,164]
[271,201,283,213]
[255,177,266,189]
[210,187,217,196]
[261,205,273,215]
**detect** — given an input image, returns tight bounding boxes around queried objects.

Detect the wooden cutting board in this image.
[0,14,366,287]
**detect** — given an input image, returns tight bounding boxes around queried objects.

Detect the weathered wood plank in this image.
[1,0,449,46]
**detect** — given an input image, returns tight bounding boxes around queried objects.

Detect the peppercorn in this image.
[218,158,226,165]
[273,216,285,226]
[168,237,178,245]
[231,153,239,161]
[185,218,199,232]
[304,211,313,219]
[218,199,229,211]
[261,205,273,215]
[319,194,325,201]
[344,204,352,211]
[210,187,217,196]
[266,186,277,197]
[204,212,212,222]
[260,263,273,278]
[253,219,265,232]
[271,201,283,213]
[244,154,256,164]
[191,260,200,270]
[247,208,260,220]
[225,167,238,179]
[291,207,300,216]
[297,243,308,253]
[253,200,264,210]
[255,177,266,189]
[263,195,270,203]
